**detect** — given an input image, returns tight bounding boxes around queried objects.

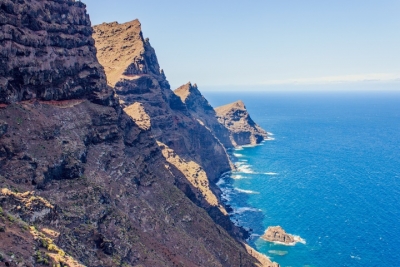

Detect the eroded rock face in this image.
[174,82,234,148]
[0,0,114,105]
[215,100,268,146]
[0,2,277,266]
[94,20,231,181]
[93,20,269,247]
[261,226,295,244]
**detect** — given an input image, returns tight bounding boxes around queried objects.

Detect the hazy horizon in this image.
[83,0,400,92]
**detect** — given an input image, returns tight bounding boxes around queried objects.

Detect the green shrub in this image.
[34,251,50,265]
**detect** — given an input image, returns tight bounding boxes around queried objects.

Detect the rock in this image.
[174,82,234,148]
[92,19,272,255]
[0,2,278,266]
[123,102,151,131]
[0,120,7,136]
[215,100,268,146]
[261,226,300,245]
[0,0,114,105]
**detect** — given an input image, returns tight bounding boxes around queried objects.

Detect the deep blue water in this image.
[204,91,400,267]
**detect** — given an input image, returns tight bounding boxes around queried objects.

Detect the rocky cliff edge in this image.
[215,100,268,146]
[174,82,234,149]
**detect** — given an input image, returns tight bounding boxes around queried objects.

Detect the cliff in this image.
[0,0,114,105]
[174,82,234,148]
[215,100,268,146]
[93,20,245,237]
[0,1,278,266]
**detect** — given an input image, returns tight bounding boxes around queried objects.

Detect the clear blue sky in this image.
[83,0,400,91]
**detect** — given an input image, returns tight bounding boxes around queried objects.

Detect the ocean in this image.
[204,90,400,267]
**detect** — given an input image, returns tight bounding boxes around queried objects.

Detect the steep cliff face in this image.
[0,0,114,105]
[215,100,268,146]
[174,82,234,148]
[93,20,230,182]
[1,99,274,267]
[0,2,279,266]
[93,20,239,236]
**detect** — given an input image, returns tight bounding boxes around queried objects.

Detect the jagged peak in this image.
[215,100,246,114]
[93,19,165,87]
[174,82,202,102]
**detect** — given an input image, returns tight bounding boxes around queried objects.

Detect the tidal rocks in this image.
[261,226,304,245]
[215,100,268,146]
[0,0,114,105]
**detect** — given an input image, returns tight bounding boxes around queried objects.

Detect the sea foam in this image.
[234,188,259,194]
[264,172,279,176]
[233,207,262,214]
[237,164,255,174]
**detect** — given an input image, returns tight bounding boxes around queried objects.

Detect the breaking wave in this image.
[234,188,259,194]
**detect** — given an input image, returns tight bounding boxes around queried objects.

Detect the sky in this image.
[83,0,400,92]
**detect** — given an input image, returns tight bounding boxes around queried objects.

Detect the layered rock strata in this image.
[174,82,234,148]
[0,0,114,105]
[0,1,278,266]
[215,100,268,146]
[93,20,243,238]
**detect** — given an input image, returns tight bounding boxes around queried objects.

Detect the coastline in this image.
[215,133,305,264]
[215,137,271,253]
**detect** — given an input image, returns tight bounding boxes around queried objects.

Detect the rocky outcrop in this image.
[261,226,304,245]
[174,82,234,148]
[215,100,268,146]
[0,0,114,105]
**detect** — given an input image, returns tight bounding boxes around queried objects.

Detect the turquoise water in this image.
[204,91,400,267]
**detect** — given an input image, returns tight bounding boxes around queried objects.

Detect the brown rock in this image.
[261,226,296,244]
[215,100,268,146]
[174,82,234,148]
[93,21,235,228]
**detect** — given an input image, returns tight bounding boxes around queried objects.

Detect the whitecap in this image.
[241,144,261,148]
[267,132,274,136]
[216,179,225,186]
[264,172,279,176]
[350,255,361,260]
[234,188,259,194]
[232,174,245,179]
[265,137,275,141]
[233,207,262,214]
[233,153,245,157]
[235,161,245,167]
[237,165,255,174]
[268,235,306,246]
